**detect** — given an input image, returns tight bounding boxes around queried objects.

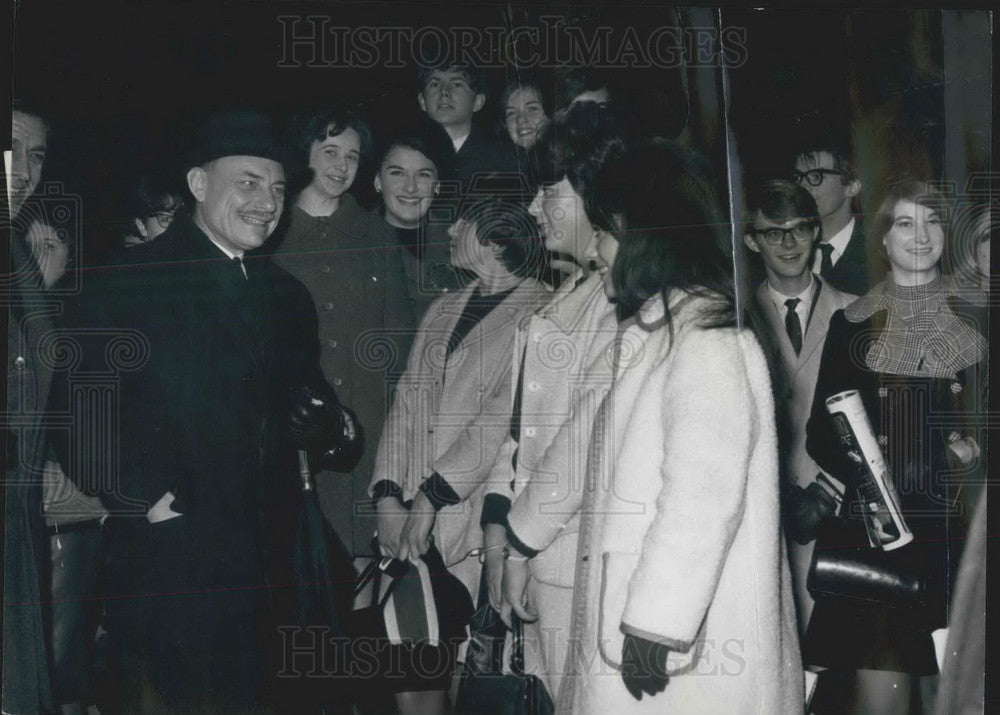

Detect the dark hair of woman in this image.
[533,101,626,208]
[498,75,550,125]
[288,104,374,161]
[458,197,546,280]
[870,180,951,277]
[374,116,456,184]
[593,140,738,330]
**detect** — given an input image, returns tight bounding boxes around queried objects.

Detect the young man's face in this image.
[793,151,860,223]
[308,126,361,201]
[744,210,818,282]
[417,69,485,134]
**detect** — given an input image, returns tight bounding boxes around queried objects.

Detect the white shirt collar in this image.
[766,273,815,326]
[452,132,470,152]
[812,217,855,272]
[206,234,244,262]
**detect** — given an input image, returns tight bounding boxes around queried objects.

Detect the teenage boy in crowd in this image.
[743,179,857,636]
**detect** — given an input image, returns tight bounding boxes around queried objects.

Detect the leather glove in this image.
[288,383,346,452]
[787,481,838,544]
[621,633,670,701]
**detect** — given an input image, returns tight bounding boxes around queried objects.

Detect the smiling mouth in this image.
[240,214,271,226]
[909,247,933,255]
[395,196,423,206]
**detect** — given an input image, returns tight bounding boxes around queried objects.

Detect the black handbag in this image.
[454,572,555,715]
[807,517,926,608]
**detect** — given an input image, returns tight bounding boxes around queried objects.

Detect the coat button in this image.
[323,302,335,311]
[370,275,378,282]
[524,427,536,438]
[877,434,888,446]
[333,377,343,386]
[327,339,338,348]
[13,356,26,370]
[533,334,542,343]
[878,387,888,398]
[322,266,332,274]
[527,382,540,392]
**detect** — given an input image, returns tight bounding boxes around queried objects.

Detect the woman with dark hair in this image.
[369,198,548,715]
[507,140,802,713]
[497,75,551,199]
[803,181,987,714]
[365,117,466,322]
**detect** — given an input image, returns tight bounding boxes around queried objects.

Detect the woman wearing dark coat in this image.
[804,181,988,713]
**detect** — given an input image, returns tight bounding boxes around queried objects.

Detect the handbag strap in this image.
[510,614,525,676]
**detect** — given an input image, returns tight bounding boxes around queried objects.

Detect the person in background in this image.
[742,179,857,638]
[416,61,517,194]
[527,139,802,713]
[491,102,625,703]
[365,118,466,323]
[791,120,868,295]
[804,181,987,714]
[4,99,55,715]
[122,170,188,248]
[370,197,548,715]
[267,105,401,555]
[497,74,551,199]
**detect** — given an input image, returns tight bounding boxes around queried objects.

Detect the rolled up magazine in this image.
[825,390,914,551]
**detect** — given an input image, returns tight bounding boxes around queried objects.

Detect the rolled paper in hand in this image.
[825,390,914,551]
[298,449,313,491]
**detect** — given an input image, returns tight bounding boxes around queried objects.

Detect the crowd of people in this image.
[4,57,991,715]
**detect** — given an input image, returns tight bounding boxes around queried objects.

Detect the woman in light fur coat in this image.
[504,142,802,714]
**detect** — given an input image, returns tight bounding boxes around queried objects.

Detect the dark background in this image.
[13,3,990,266]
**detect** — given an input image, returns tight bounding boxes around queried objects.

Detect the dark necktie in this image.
[233,255,248,281]
[818,243,834,278]
[784,298,803,356]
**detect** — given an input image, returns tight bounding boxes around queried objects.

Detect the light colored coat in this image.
[370,278,549,598]
[494,271,618,698]
[754,277,855,635]
[558,291,802,714]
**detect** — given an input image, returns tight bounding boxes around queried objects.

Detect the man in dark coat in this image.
[69,111,358,712]
[3,102,56,715]
[792,129,870,295]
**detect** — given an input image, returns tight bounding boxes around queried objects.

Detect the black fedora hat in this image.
[184,110,303,177]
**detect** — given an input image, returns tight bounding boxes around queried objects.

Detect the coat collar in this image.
[447,278,548,356]
[537,271,610,334]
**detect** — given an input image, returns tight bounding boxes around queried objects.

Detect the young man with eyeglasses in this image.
[123,171,188,248]
[791,128,868,295]
[744,180,856,649]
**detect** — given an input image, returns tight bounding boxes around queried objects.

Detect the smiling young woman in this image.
[804,182,988,713]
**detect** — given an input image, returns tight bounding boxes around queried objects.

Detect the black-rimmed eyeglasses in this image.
[793,169,843,187]
[148,211,176,229]
[749,222,817,246]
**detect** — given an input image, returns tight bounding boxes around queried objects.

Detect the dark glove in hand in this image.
[288,383,346,451]
[311,407,364,474]
[621,633,670,701]
[788,481,838,545]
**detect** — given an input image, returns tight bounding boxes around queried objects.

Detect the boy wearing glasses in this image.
[744,179,856,640]
[124,171,188,248]
[791,128,867,294]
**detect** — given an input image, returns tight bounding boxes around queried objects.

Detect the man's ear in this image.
[135,217,148,238]
[845,178,861,199]
[743,233,761,254]
[472,93,486,113]
[187,167,207,203]
[417,93,427,113]
[374,175,382,193]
